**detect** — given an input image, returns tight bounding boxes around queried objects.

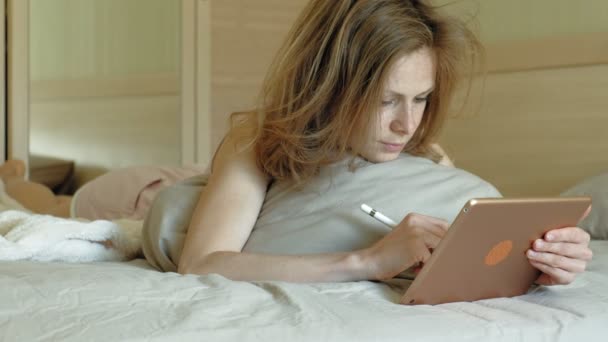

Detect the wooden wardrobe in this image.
[5,0,212,187]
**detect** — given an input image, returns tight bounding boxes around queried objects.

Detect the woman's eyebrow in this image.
[384,86,435,97]
[418,86,435,96]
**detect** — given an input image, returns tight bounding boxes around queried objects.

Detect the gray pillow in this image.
[561,173,608,239]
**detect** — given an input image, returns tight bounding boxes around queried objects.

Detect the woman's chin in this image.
[362,151,401,163]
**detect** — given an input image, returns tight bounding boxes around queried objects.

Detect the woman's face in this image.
[356,47,436,163]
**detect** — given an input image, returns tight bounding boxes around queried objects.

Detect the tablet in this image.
[400,196,592,305]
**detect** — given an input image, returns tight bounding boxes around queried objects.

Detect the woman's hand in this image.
[361,213,448,280]
[430,143,454,167]
[527,226,593,286]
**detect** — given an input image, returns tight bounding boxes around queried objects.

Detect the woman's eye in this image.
[382,99,397,106]
[414,97,429,104]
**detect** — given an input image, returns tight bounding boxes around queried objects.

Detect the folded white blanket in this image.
[0,180,142,262]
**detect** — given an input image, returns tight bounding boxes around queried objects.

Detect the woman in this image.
[142,0,592,286]
[3,0,591,286]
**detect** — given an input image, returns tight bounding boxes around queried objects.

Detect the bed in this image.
[0,241,607,341]
[1,167,607,342]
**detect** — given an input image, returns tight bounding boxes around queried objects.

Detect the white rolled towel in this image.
[0,210,142,262]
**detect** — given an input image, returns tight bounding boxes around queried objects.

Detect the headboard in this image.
[439,36,608,197]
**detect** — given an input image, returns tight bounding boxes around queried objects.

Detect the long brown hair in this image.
[230,0,482,184]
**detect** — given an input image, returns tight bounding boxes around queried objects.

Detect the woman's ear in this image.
[430,143,454,167]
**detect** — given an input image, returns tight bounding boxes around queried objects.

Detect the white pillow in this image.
[561,173,608,239]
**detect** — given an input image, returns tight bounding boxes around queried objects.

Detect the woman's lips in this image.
[381,142,405,152]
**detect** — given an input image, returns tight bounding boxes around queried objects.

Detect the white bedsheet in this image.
[1,241,607,342]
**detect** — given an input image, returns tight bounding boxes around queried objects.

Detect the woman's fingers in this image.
[532,239,593,261]
[544,227,591,244]
[410,242,433,265]
[527,250,587,273]
[530,226,593,286]
[530,261,576,285]
[401,213,449,239]
[421,223,447,240]
[421,232,442,250]
[413,214,449,231]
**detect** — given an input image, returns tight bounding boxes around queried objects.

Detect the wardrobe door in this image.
[0,0,5,163]
[7,0,212,191]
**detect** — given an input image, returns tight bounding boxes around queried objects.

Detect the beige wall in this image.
[434,0,608,195]
[438,64,608,196]
[210,0,308,147]
[434,0,608,43]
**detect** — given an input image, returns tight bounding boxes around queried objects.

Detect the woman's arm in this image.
[177,134,371,281]
[186,250,370,282]
[177,135,447,282]
[177,133,269,275]
[182,210,445,282]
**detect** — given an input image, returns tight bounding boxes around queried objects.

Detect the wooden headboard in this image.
[439,36,608,197]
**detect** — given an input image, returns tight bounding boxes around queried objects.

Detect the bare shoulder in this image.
[209,131,269,187]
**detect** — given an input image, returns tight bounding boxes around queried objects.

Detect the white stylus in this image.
[360,204,398,228]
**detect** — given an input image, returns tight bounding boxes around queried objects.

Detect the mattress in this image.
[1,241,607,341]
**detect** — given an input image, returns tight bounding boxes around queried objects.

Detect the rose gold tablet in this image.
[400,196,592,306]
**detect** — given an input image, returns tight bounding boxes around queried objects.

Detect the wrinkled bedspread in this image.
[1,241,607,342]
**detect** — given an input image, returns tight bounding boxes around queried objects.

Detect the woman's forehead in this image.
[384,48,436,96]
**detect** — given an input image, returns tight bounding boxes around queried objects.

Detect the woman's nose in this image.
[390,105,417,135]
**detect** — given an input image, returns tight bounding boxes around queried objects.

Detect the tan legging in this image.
[4,177,72,217]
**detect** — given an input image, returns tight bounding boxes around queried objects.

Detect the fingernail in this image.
[527,250,537,257]
[546,234,554,241]
[535,240,543,249]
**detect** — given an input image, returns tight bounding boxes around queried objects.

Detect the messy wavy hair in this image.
[229,0,482,184]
